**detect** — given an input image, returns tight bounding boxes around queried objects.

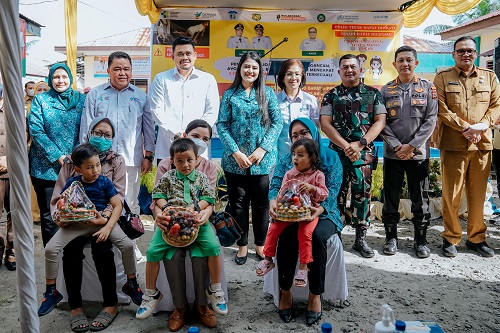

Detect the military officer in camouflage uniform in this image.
[227,23,250,49]
[380,46,438,258]
[434,36,500,258]
[320,54,386,258]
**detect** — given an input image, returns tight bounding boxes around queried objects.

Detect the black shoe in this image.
[278,307,294,323]
[415,243,430,259]
[442,238,457,257]
[414,225,430,258]
[466,240,494,258]
[383,238,398,255]
[4,249,16,271]
[352,227,374,258]
[234,253,247,265]
[305,310,322,327]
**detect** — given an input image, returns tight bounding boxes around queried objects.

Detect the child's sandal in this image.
[256,259,275,276]
[294,269,308,287]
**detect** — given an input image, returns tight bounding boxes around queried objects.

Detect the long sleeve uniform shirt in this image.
[380,75,438,160]
[149,67,220,159]
[79,82,155,166]
[433,65,500,151]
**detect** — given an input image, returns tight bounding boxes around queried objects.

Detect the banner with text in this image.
[151,9,402,99]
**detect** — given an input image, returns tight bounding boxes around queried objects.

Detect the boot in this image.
[383,225,398,255]
[414,224,430,258]
[352,226,374,258]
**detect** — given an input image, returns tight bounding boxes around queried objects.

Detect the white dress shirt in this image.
[79,82,155,167]
[149,67,219,159]
[299,38,326,51]
[252,36,273,49]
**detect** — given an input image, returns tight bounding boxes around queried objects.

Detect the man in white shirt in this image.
[149,37,219,162]
[79,51,155,216]
[251,24,273,49]
[227,23,250,49]
[299,27,326,51]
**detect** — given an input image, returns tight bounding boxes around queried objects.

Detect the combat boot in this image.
[352,225,374,258]
[414,224,430,258]
[383,225,398,255]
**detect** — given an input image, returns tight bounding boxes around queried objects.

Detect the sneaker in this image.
[38,289,63,317]
[136,290,163,319]
[122,280,143,306]
[205,287,228,315]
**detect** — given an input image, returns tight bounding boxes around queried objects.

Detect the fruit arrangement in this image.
[276,179,312,222]
[161,206,199,247]
[58,181,96,222]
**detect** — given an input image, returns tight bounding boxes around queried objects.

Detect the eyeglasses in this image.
[291,130,311,141]
[91,131,113,139]
[454,49,477,56]
[285,72,302,78]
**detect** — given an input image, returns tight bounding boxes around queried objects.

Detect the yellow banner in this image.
[151,9,403,98]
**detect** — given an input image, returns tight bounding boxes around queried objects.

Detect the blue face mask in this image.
[89,135,113,153]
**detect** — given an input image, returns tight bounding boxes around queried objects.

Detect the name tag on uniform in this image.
[448,81,459,85]
[411,99,427,106]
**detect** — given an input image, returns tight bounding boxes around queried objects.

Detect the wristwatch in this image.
[144,155,154,162]
[101,212,110,221]
[359,137,368,146]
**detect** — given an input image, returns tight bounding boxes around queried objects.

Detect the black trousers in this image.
[62,236,117,309]
[31,176,58,247]
[224,171,269,247]
[382,158,430,227]
[276,218,337,295]
[492,149,500,194]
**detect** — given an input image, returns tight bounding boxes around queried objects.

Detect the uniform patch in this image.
[431,86,437,99]
[387,90,399,95]
[414,88,424,93]
[387,85,397,89]
[390,109,397,116]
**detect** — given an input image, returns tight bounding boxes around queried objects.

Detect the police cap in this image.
[234,23,244,30]
[254,24,264,31]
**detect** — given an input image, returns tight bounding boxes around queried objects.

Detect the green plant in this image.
[429,159,442,196]
[140,166,157,194]
[371,163,383,200]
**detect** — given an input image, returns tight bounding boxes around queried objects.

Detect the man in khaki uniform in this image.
[434,36,500,257]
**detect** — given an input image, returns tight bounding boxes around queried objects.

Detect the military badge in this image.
[390,109,397,116]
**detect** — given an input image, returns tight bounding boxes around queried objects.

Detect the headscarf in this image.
[289,117,338,171]
[34,81,50,95]
[88,116,117,164]
[47,63,81,110]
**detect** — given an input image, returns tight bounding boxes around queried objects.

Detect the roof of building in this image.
[403,35,453,53]
[19,13,43,28]
[79,28,150,47]
[439,10,500,40]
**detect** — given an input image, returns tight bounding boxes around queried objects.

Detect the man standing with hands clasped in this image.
[320,54,386,258]
[434,36,500,258]
[380,46,438,258]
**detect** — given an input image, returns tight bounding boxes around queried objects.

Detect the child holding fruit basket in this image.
[138,138,227,321]
[256,138,328,288]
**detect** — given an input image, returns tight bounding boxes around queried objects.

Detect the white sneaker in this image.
[134,241,143,261]
[136,290,163,319]
[205,287,228,315]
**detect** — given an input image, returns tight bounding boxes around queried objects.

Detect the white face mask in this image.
[191,138,208,156]
[27,89,34,97]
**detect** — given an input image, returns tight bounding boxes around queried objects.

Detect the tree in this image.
[424,0,500,35]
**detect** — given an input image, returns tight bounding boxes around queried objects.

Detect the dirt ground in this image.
[1,206,500,332]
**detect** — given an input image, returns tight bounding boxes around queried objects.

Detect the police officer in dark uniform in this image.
[380,46,438,258]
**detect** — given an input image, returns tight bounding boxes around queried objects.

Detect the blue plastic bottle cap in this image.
[187,327,200,333]
[395,320,406,330]
[321,322,333,333]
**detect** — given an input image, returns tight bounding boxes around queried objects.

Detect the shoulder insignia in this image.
[431,86,437,99]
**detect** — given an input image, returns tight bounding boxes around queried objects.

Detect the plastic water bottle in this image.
[320,322,333,332]
[374,304,395,333]
[395,320,406,333]
[187,327,200,333]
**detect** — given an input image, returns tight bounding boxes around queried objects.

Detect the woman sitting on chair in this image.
[269,117,345,326]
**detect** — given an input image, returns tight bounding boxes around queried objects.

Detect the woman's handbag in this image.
[118,201,144,240]
[210,205,242,247]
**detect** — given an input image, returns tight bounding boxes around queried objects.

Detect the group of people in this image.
[6,33,495,332]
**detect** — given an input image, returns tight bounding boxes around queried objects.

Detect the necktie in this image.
[239,38,242,42]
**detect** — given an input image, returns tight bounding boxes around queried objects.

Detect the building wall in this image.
[479,32,496,68]
[413,53,455,81]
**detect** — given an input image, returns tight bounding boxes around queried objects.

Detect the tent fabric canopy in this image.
[134,0,481,27]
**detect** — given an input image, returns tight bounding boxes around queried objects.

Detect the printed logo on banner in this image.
[228,10,238,20]
[194,11,218,19]
[317,14,326,22]
[162,11,180,18]
[336,14,360,23]
[276,14,306,21]
[252,13,262,21]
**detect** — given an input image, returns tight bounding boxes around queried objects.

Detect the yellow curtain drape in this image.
[65,0,77,89]
[403,0,482,28]
[135,0,161,24]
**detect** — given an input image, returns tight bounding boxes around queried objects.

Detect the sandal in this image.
[293,269,308,287]
[256,259,275,276]
[90,310,117,332]
[70,313,89,332]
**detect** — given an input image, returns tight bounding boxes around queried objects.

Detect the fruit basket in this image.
[58,181,96,222]
[275,179,312,222]
[161,206,199,247]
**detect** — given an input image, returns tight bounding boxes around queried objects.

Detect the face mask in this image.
[89,135,113,153]
[27,89,34,97]
[191,138,208,156]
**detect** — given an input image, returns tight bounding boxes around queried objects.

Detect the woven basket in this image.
[275,179,312,222]
[161,206,199,247]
